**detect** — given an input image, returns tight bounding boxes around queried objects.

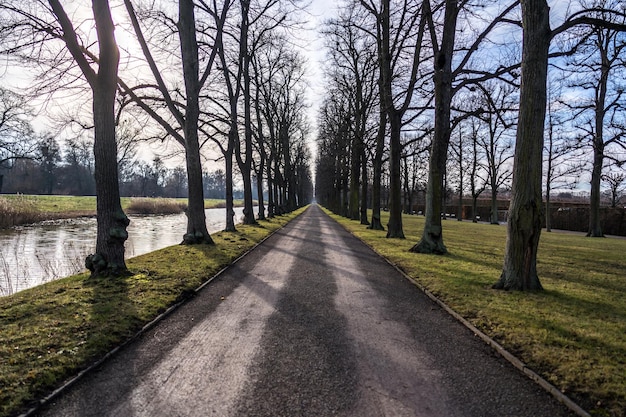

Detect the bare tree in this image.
[324,3,387,230]
[476,82,516,224]
[543,88,584,232]
[465,118,488,222]
[38,135,61,195]
[411,0,520,254]
[0,88,39,192]
[494,0,626,290]
[368,96,389,230]
[252,32,309,215]
[120,0,231,244]
[450,119,480,222]
[30,0,130,275]
[64,135,96,195]
[315,90,352,214]
[602,169,625,207]
[560,0,626,236]
[324,6,379,224]
[358,0,429,239]
[401,135,429,214]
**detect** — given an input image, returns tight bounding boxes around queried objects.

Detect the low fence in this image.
[549,206,626,236]
[410,202,626,236]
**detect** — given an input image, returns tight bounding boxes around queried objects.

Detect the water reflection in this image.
[0,207,245,296]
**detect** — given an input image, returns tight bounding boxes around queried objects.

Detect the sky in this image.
[296,0,341,166]
[301,0,340,116]
[0,0,341,172]
[3,0,616,190]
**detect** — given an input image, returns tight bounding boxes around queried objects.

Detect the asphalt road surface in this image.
[35,205,575,417]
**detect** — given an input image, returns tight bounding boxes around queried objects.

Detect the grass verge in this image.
[0,208,305,417]
[324,208,626,417]
[0,195,46,228]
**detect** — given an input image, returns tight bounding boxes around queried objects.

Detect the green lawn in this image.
[325,208,626,417]
[0,208,304,417]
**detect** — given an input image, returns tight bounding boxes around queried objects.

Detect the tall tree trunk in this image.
[457,131,463,221]
[472,195,479,223]
[89,85,129,275]
[237,0,256,225]
[442,173,449,220]
[239,138,256,225]
[179,0,213,245]
[256,165,266,221]
[254,84,266,221]
[379,0,404,238]
[49,0,129,276]
[410,0,457,253]
[588,59,609,237]
[494,0,548,291]
[588,144,604,236]
[266,141,275,218]
[369,101,386,230]
[281,126,296,212]
[349,137,361,220]
[350,75,367,221]
[266,158,274,218]
[386,113,404,237]
[341,152,349,217]
[360,147,370,225]
[225,138,236,231]
[332,152,341,214]
[545,118,553,232]
[238,127,256,225]
[470,128,481,223]
[545,189,551,232]
[490,187,499,224]
[273,162,281,215]
[183,131,212,244]
[402,156,410,213]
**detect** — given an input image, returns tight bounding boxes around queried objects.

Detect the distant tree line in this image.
[0,134,235,200]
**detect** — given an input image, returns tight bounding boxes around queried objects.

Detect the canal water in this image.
[0,207,246,296]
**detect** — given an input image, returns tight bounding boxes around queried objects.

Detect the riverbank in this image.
[0,207,305,417]
[0,195,249,229]
[325,208,626,417]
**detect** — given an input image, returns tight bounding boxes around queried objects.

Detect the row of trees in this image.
[315,0,626,290]
[0,0,313,276]
[1,144,236,200]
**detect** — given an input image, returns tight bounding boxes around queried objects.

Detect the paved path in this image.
[36,205,575,417]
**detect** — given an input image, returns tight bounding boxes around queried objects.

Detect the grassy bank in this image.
[325,208,625,417]
[0,195,47,228]
[125,197,187,215]
[0,195,249,228]
[0,208,305,417]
